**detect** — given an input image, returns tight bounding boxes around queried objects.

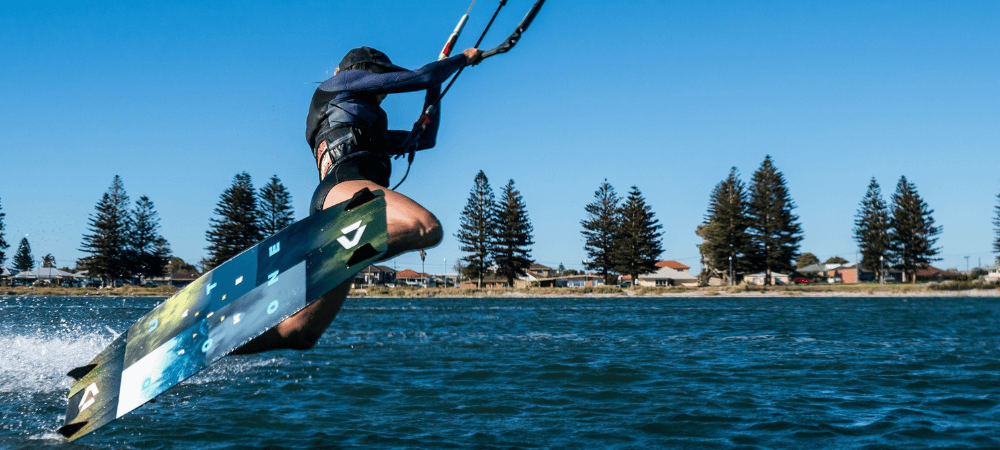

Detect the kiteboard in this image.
[58,188,388,441]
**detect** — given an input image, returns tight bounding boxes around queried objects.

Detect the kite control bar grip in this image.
[483,0,545,58]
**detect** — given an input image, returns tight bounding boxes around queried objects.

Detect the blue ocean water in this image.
[1,295,998,449]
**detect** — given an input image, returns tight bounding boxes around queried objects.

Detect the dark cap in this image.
[338,47,407,72]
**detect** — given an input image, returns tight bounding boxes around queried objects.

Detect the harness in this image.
[313,123,389,182]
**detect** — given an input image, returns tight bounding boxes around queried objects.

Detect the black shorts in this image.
[310,154,390,215]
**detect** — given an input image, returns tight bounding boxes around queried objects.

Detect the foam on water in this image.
[0,318,123,449]
[0,329,113,394]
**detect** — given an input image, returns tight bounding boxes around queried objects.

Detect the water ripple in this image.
[2,296,999,449]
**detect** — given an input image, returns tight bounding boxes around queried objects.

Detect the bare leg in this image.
[233,181,440,354]
[230,283,349,354]
[323,180,443,260]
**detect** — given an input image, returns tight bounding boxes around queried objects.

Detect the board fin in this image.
[58,421,87,438]
[343,187,377,212]
[67,364,98,380]
[347,243,379,268]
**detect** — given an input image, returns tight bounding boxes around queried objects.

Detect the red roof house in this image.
[395,269,430,280]
[915,266,960,280]
[655,261,690,273]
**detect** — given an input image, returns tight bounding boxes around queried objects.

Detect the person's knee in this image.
[423,214,443,247]
[395,209,441,247]
[415,212,442,247]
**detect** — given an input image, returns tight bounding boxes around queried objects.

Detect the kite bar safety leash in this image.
[392,0,546,190]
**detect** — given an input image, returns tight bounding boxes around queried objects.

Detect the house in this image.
[459,275,513,288]
[745,272,791,285]
[655,261,691,273]
[535,273,605,288]
[622,265,698,287]
[528,263,556,278]
[827,263,859,284]
[796,262,883,284]
[429,274,457,288]
[639,266,698,287]
[915,266,961,282]
[353,265,396,287]
[796,263,827,280]
[11,267,86,286]
[395,269,431,287]
[986,265,1000,282]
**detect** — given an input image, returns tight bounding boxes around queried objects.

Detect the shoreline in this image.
[2,285,998,298]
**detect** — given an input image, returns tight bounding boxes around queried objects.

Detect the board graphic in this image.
[59,189,388,441]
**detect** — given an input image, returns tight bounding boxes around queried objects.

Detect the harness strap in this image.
[315,126,384,181]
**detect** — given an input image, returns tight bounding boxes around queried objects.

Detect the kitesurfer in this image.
[234,46,483,354]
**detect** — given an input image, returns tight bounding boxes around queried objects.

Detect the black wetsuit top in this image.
[306,54,467,171]
[306,54,467,214]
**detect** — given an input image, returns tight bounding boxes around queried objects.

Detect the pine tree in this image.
[581,180,621,284]
[129,196,171,281]
[205,172,263,269]
[13,237,34,272]
[853,177,893,281]
[492,179,534,287]
[259,175,295,236]
[80,175,133,284]
[613,186,663,285]
[456,170,496,287]
[890,176,941,283]
[699,167,753,284]
[0,196,8,267]
[747,156,803,285]
[993,188,1000,261]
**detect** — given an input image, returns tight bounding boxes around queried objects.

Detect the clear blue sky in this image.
[2,0,999,276]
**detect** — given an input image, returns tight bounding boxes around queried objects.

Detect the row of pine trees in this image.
[455,171,535,287]
[202,172,295,269]
[699,156,803,285]
[0,196,42,273]
[697,155,960,285]
[2,165,1000,286]
[854,176,942,283]
[579,181,663,286]
[0,173,295,286]
[77,176,172,284]
[0,200,53,273]
[456,172,668,288]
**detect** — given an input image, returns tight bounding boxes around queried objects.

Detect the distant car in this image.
[793,278,811,285]
[619,282,632,288]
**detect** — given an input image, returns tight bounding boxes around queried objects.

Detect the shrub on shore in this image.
[1,284,179,297]
[927,280,1000,291]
